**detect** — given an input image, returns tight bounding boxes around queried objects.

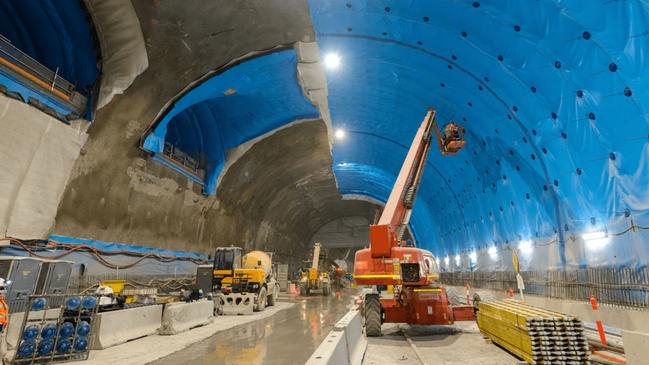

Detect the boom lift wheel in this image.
[255,287,267,312]
[364,294,382,337]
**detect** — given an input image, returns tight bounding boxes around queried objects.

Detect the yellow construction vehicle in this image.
[299,243,331,296]
[213,246,279,314]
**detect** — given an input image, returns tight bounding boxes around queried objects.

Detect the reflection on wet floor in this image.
[151,289,356,365]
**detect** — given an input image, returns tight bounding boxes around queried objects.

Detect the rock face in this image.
[53,1,375,265]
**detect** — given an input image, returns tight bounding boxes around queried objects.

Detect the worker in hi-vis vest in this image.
[0,278,8,333]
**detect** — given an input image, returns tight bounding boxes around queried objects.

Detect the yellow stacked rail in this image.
[477,299,589,364]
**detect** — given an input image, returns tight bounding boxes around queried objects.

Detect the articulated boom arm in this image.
[369,108,436,258]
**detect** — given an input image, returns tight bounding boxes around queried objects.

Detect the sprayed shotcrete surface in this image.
[52,0,376,264]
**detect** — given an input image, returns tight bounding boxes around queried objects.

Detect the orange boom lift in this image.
[354,108,471,336]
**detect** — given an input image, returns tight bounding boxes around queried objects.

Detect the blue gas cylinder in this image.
[58,322,75,338]
[17,340,35,358]
[41,323,57,339]
[56,339,72,354]
[22,325,39,340]
[37,339,54,356]
[31,297,47,311]
[73,337,88,352]
[81,296,97,309]
[65,296,81,310]
[76,321,91,336]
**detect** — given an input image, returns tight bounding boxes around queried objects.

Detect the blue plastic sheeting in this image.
[0,73,76,117]
[143,49,320,195]
[48,235,208,260]
[0,0,100,93]
[0,236,208,279]
[309,0,649,269]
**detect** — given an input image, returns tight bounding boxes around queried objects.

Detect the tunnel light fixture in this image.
[444,256,450,266]
[488,245,498,260]
[323,52,341,70]
[454,254,461,266]
[335,128,345,140]
[469,251,477,263]
[582,230,609,251]
[518,240,533,257]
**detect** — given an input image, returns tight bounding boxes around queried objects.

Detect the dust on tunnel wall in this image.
[53,0,335,263]
[308,0,649,270]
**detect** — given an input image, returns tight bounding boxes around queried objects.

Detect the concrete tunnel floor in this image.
[151,289,356,365]
[363,322,521,365]
[63,287,530,365]
[151,289,523,365]
[76,288,528,365]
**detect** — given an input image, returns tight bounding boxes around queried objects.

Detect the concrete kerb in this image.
[91,305,163,350]
[160,300,214,335]
[306,309,367,365]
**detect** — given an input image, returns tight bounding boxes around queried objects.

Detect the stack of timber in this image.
[477,299,589,364]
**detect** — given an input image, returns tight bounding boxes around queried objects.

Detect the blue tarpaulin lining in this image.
[0,73,74,116]
[0,0,100,94]
[142,49,320,195]
[309,0,649,269]
[48,235,208,260]
[0,235,207,278]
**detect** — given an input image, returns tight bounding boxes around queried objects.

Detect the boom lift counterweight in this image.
[354,108,471,336]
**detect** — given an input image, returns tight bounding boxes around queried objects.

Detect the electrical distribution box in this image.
[0,256,43,313]
[195,265,213,294]
[35,260,73,295]
[35,260,73,308]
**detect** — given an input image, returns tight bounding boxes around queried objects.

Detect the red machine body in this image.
[354,108,472,331]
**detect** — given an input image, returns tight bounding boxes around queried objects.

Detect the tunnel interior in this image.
[0,2,649,361]
[133,0,649,272]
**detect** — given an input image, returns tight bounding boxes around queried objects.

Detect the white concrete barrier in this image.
[306,310,367,365]
[91,305,163,349]
[622,330,649,365]
[160,300,214,335]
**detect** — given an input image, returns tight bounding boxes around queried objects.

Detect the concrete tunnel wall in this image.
[51,0,376,270]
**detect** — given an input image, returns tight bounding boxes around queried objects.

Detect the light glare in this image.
[454,254,461,266]
[583,230,609,251]
[469,251,477,263]
[582,230,607,241]
[488,245,498,260]
[324,53,341,70]
[444,256,450,266]
[335,129,345,139]
[519,240,533,256]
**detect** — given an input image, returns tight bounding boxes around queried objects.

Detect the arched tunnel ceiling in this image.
[0,0,100,93]
[143,49,320,194]
[307,0,649,267]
